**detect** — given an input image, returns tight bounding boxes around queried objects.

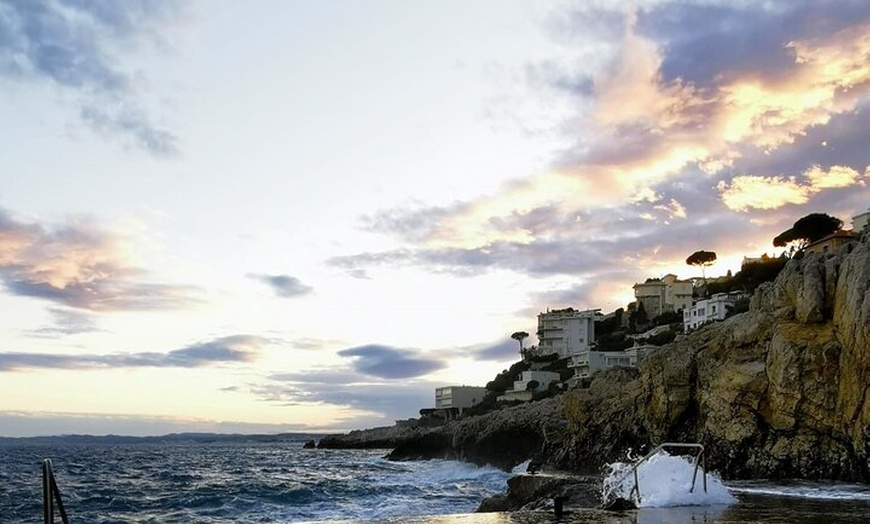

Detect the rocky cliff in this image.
[558,235,869,481]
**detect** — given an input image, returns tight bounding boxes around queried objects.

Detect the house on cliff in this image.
[532,307,598,359]
[568,344,657,384]
[853,209,869,234]
[429,385,487,420]
[632,274,693,318]
[497,370,560,402]
[684,291,747,331]
[804,230,859,255]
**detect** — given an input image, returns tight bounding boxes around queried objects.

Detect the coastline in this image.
[317,237,870,512]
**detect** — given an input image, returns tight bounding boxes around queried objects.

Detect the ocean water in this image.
[1,438,868,523]
[0,438,510,523]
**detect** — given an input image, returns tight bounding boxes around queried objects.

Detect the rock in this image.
[388,396,567,470]
[317,424,429,449]
[559,236,870,481]
[302,439,317,449]
[476,473,600,512]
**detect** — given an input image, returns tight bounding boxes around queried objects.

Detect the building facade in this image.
[632,274,693,318]
[434,386,487,410]
[683,292,745,331]
[534,307,598,359]
[569,345,657,382]
[497,370,561,402]
[853,210,870,233]
[804,230,859,255]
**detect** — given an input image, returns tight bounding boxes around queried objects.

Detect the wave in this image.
[602,451,736,508]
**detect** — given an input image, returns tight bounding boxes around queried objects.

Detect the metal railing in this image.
[626,442,707,504]
[42,459,71,524]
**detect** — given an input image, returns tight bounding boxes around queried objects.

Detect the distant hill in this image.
[0,432,327,447]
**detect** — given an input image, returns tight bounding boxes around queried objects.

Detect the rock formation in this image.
[558,236,869,481]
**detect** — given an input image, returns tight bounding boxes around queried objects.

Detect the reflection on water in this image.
[310,494,870,524]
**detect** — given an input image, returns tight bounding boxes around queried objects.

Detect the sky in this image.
[0,0,868,437]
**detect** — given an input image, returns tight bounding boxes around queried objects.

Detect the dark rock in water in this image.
[388,396,568,471]
[316,425,425,449]
[302,440,316,449]
[476,473,601,512]
[476,493,512,513]
[603,497,637,511]
[387,431,455,461]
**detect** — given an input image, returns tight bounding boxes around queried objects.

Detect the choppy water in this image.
[1,439,868,523]
[0,439,510,523]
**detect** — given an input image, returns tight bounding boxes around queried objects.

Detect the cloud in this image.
[253,369,437,427]
[0,0,183,155]
[327,3,870,314]
[248,273,313,298]
[25,307,100,337]
[718,165,868,211]
[0,334,265,372]
[0,208,198,311]
[337,344,448,379]
[717,175,812,211]
[468,339,520,361]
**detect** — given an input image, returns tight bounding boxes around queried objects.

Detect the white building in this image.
[435,386,487,410]
[534,307,598,359]
[633,274,693,318]
[853,210,870,233]
[497,370,561,402]
[684,292,745,331]
[569,345,657,382]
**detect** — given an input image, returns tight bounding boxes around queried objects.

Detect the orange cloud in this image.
[804,165,866,189]
[411,18,870,250]
[717,176,811,211]
[0,210,197,311]
[717,164,868,211]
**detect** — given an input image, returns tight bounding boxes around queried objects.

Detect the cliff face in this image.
[560,236,869,480]
[388,396,567,470]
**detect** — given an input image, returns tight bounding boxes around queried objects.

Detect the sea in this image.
[1,435,869,524]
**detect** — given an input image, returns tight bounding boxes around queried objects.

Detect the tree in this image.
[511,331,529,358]
[686,250,717,284]
[773,213,843,250]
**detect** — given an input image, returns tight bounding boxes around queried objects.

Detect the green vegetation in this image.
[774,213,842,250]
[686,250,717,282]
[511,331,529,358]
[705,255,788,295]
[485,360,529,395]
[595,332,633,351]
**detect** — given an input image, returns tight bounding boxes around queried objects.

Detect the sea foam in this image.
[602,450,736,507]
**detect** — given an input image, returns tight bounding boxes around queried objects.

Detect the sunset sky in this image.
[1,0,868,437]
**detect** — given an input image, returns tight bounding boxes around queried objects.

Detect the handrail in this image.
[42,459,71,524]
[624,442,707,503]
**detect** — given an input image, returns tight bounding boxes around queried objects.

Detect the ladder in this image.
[42,459,71,524]
[626,442,708,503]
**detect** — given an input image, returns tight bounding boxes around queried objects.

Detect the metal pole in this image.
[703,453,708,493]
[43,459,53,524]
[633,467,641,503]
[689,453,700,493]
[50,472,71,524]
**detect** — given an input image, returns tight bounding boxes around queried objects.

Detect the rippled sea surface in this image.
[0,439,510,523]
[1,438,868,524]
